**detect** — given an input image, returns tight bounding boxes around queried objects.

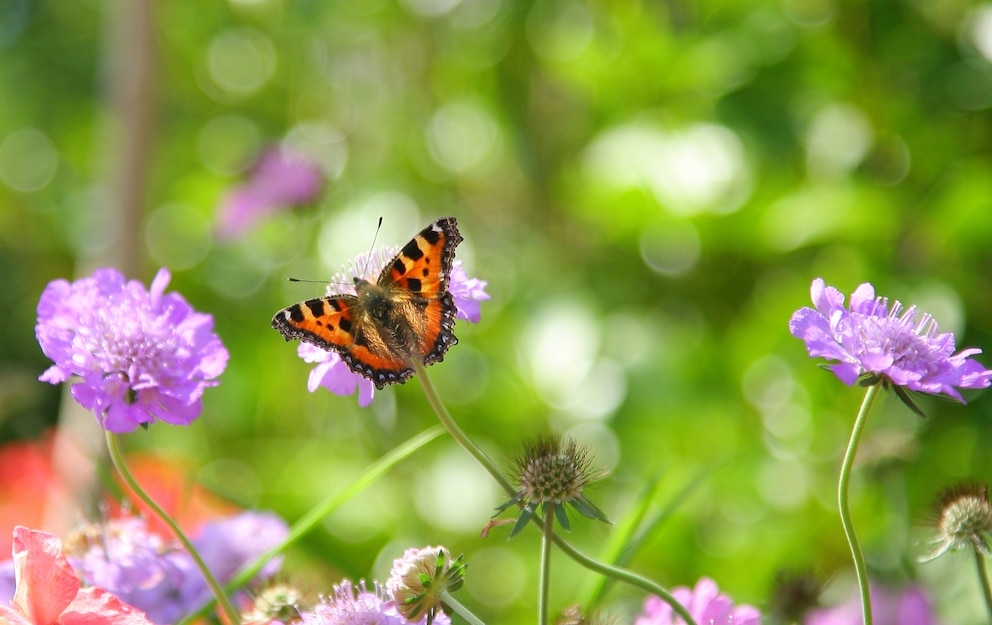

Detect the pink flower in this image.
[0,526,152,625]
[216,146,324,239]
[636,577,761,625]
[803,583,940,625]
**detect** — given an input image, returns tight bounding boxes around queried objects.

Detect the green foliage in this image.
[5,0,992,621]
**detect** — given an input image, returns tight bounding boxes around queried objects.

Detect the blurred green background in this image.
[4,0,992,622]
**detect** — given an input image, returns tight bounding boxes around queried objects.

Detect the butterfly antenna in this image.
[360,216,384,277]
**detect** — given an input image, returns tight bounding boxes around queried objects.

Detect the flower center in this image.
[854,301,948,377]
[79,301,184,390]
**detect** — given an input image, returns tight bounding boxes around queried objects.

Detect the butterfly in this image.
[271,217,463,389]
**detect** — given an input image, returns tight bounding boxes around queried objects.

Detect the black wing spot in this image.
[421,226,442,245]
[339,317,353,333]
[305,299,324,316]
[402,239,425,261]
[406,278,422,292]
[288,306,305,323]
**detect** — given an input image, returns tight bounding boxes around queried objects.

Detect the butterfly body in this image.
[272,217,463,389]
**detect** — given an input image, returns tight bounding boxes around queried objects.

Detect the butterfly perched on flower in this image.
[272,217,463,389]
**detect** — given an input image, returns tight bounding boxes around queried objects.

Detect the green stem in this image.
[539,506,553,625]
[413,362,698,625]
[838,384,880,625]
[105,432,241,625]
[974,548,992,623]
[413,361,513,494]
[179,426,445,625]
[440,589,488,625]
[549,533,692,625]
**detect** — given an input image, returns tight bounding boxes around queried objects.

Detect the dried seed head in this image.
[494,434,610,538]
[920,482,992,563]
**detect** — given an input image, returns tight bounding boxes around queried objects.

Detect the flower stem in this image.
[104,432,242,625]
[549,533,694,625]
[974,548,992,623]
[838,384,880,625]
[413,362,698,625]
[539,506,553,625]
[413,360,513,494]
[440,589,488,625]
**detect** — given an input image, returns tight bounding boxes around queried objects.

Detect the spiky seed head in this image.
[921,482,992,563]
[516,434,605,504]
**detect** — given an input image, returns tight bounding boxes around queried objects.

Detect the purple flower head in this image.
[636,577,761,625]
[66,511,288,625]
[191,510,289,591]
[67,515,195,625]
[790,278,992,403]
[804,583,940,625]
[0,558,15,605]
[216,146,324,239]
[448,261,489,323]
[300,579,450,625]
[300,250,488,407]
[35,267,229,433]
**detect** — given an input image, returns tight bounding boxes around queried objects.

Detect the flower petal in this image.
[792,278,992,403]
[59,586,153,625]
[10,527,81,625]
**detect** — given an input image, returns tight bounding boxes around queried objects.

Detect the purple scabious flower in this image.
[35,267,229,433]
[216,146,324,239]
[804,584,940,625]
[636,577,761,625]
[448,261,489,323]
[301,252,488,407]
[299,342,376,408]
[187,510,289,604]
[300,579,450,625]
[67,515,195,625]
[67,511,288,625]
[790,278,992,402]
[0,558,15,605]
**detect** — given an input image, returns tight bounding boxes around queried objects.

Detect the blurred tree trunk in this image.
[46,0,157,529]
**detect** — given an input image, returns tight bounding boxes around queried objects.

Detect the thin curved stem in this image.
[838,384,880,625]
[539,506,553,625]
[440,589,488,625]
[105,432,241,625]
[974,548,992,623]
[414,361,514,494]
[414,362,698,625]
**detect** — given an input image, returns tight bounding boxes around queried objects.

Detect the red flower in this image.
[0,527,152,625]
[0,434,74,557]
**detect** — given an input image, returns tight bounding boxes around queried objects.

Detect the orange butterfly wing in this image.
[272,217,463,389]
[376,216,462,365]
